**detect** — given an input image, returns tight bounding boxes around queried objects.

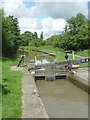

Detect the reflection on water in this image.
[35,59,49,65]
[18,50,55,65]
[36,79,88,118]
[23,52,54,65]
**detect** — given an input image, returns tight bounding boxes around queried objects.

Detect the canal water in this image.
[19,50,54,65]
[21,51,88,118]
[36,79,88,118]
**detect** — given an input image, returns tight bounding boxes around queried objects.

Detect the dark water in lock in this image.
[20,50,88,118]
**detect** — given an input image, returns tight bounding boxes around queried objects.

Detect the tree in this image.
[29,38,46,47]
[33,31,38,39]
[40,31,43,40]
[2,14,21,57]
[45,13,88,51]
[62,13,88,50]
[20,31,33,46]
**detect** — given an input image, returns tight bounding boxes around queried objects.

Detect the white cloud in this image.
[19,17,42,38]
[37,2,88,19]
[41,17,66,38]
[19,17,66,39]
[19,17,41,30]
[3,0,24,15]
[19,17,39,29]
[2,0,39,18]
[52,19,66,31]
[2,0,88,39]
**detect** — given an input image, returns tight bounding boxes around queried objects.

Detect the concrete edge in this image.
[68,71,90,93]
[32,74,49,118]
[22,68,49,118]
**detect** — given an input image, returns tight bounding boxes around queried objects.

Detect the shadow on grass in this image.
[2,57,17,62]
[2,78,10,95]
[2,57,11,62]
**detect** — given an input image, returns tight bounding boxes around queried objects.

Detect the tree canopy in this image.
[2,12,21,57]
[20,31,33,46]
[46,13,89,50]
[20,31,45,47]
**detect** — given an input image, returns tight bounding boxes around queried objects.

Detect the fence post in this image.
[73,51,74,59]
[35,56,37,65]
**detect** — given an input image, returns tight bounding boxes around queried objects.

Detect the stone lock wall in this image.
[45,63,55,81]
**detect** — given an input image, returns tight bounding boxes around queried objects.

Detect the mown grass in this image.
[75,49,89,57]
[75,49,89,66]
[38,46,89,59]
[35,46,89,66]
[2,57,22,118]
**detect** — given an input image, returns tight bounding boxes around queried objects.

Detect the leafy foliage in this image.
[2,13,21,58]
[40,31,43,40]
[20,31,33,46]
[20,31,45,47]
[29,38,46,47]
[34,31,38,39]
[46,13,89,51]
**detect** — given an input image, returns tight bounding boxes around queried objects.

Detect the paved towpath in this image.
[22,67,48,118]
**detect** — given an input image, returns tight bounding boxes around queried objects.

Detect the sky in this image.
[1,0,89,39]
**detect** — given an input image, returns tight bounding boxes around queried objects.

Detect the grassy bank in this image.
[38,46,89,58]
[38,46,89,66]
[2,57,22,118]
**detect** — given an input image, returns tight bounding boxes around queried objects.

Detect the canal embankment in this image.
[68,67,90,93]
[22,67,48,118]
